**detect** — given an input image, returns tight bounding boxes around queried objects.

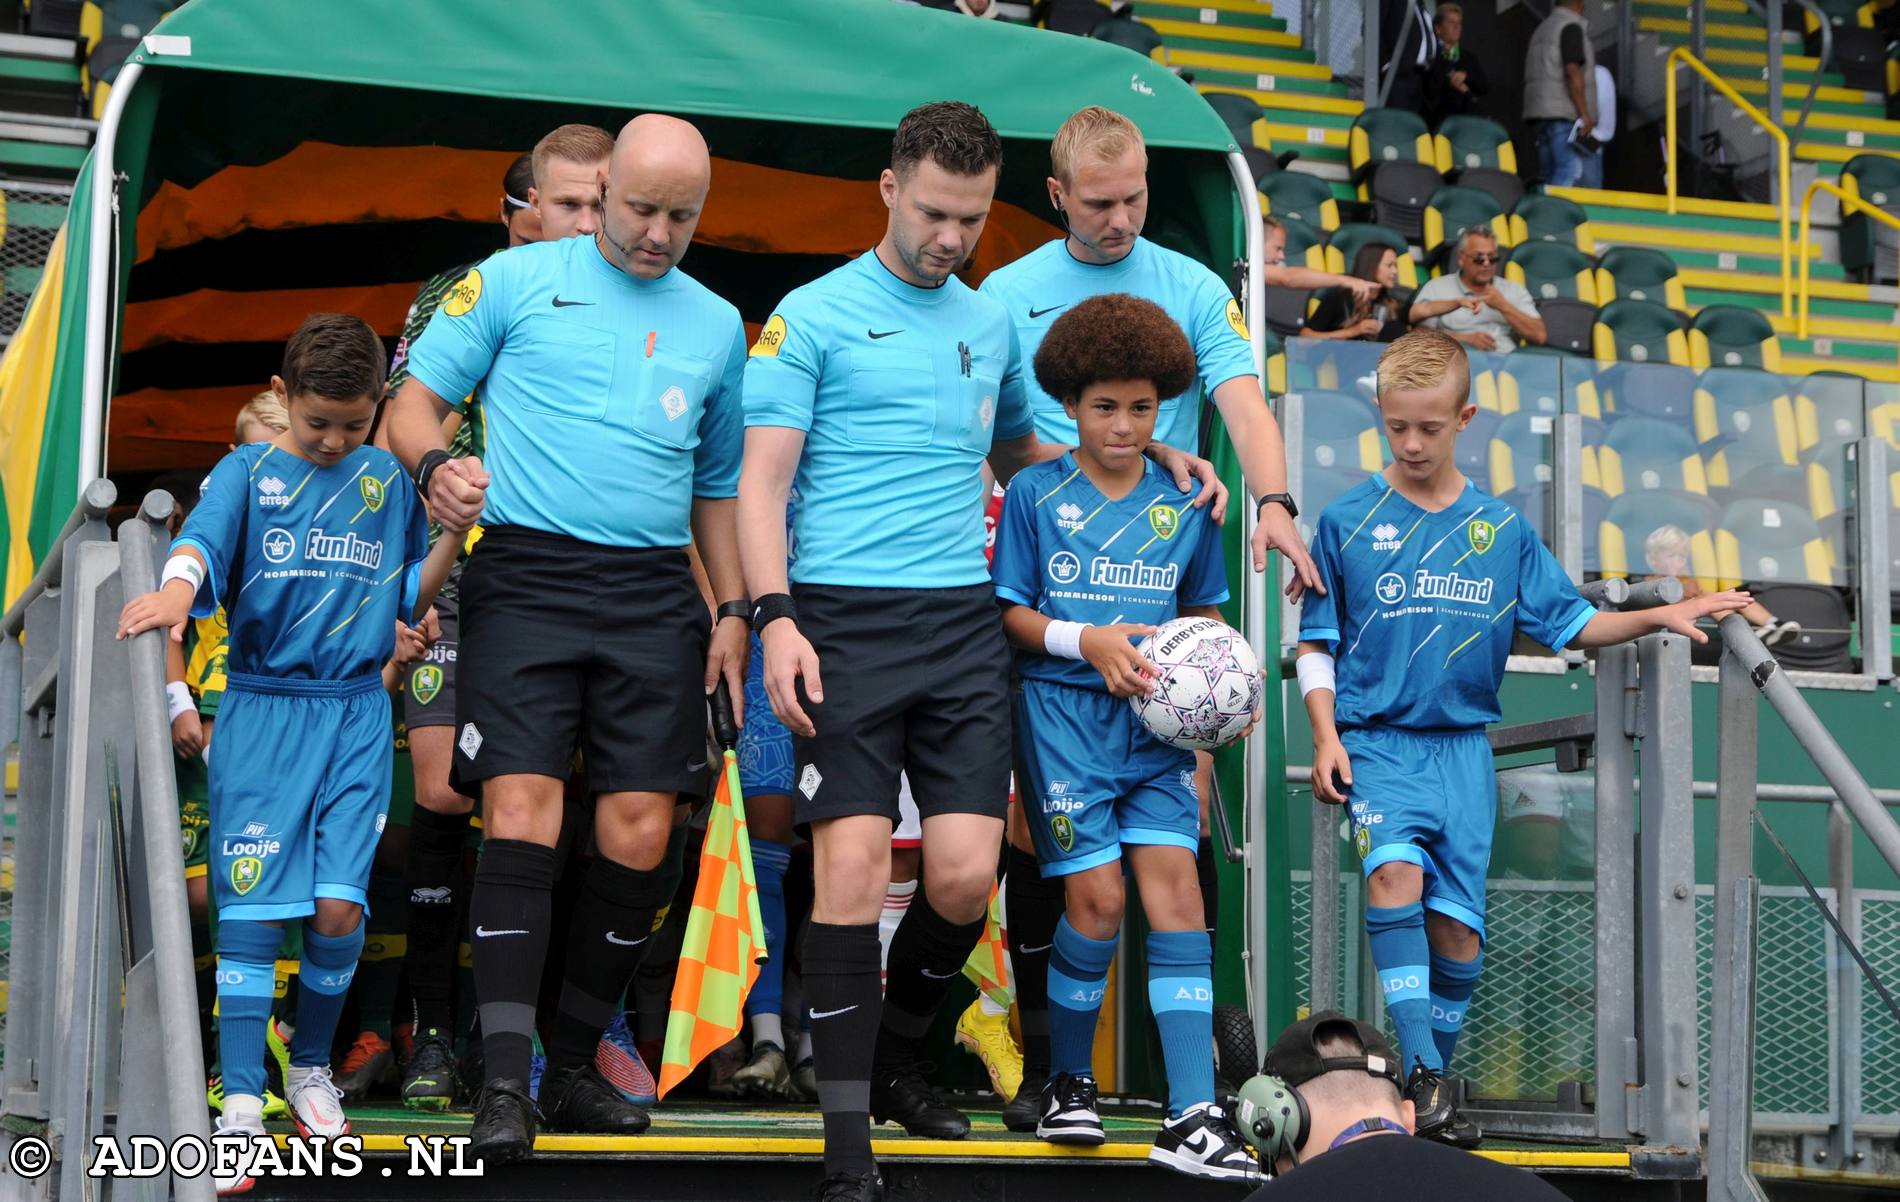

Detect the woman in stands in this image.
[1303,244,1409,343]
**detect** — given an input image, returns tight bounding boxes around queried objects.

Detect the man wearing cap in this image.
[1237,1012,1568,1198]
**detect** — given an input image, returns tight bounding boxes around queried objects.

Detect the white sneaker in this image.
[1148,1101,1260,1182]
[211,1114,266,1195]
[1035,1072,1105,1146]
[285,1064,350,1138]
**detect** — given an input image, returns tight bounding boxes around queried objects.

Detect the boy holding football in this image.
[1296,330,1750,1145]
[991,293,1257,1181]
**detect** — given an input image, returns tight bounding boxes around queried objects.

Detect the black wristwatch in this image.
[1256,492,1299,520]
[751,592,798,634]
[414,448,452,499]
[715,599,751,624]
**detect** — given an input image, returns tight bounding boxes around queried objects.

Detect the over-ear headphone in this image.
[1234,1072,1308,1175]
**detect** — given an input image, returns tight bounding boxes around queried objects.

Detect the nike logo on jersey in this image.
[809,1005,860,1020]
[1029,304,1066,319]
[604,931,647,947]
[475,926,528,938]
[867,328,905,339]
[551,296,595,308]
[1016,943,1054,955]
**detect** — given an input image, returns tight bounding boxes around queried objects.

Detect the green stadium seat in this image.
[1594,246,1686,311]
[1423,185,1509,260]
[1598,489,1720,581]
[1458,408,1500,490]
[1264,284,1316,338]
[1694,368,1800,491]
[1593,299,1688,366]
[1599,415,1708,495]
[1260,170,1340,232]
[1509,194,1595,254]
[1690,304,1781,371]
[1597,362,1696,428]
[1299,390,1387,474]
[1721,462,1840,522]
[1489,411,1605,494]
[1746,584,1853,673]
[1205,91,1265,147]
[1296,467,1373,541]
[1504,482,1608,566]
[1348,107,1435,189]
[1837,153,1900,279]
[1433,115,1517,176]
[1325,223,1418,288]
[1505,241,1599,304]
[1485,348,1600,418]
[1716,497,1835,587]
[1277,213,1327,273]
[1367,160,1444,243]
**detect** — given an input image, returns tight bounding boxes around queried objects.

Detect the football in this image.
[1130,616,1263,750]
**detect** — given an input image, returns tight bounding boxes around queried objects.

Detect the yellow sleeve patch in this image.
[750,313,788,358]
[443,268,482,318]
[1225,297,1250,342]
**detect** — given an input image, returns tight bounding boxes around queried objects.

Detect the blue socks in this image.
[746,838,791,1027]
[1146,928,1215,1117]
[215,920,283,1101]
[1367,902,1440,1072]
[290,920,365,1068]
[1430,947,1483,1069]
[1047,916,1116,1077]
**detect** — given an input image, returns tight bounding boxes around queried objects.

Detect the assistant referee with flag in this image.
[388,113,749,1162]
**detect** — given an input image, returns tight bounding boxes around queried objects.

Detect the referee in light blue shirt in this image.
[738,102,1227,1202]
[387,115,750,1160]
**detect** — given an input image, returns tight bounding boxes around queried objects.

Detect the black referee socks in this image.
[405,805,472,1034]
[877,892,987,1071]
[1006,850,1065,1078]
[803,922,883,1178]
[1198,835,1220,952]
[545,854,675,1074]
[471,839,558,1084]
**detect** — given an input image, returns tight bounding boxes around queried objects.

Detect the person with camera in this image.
[1302,243,1409,344]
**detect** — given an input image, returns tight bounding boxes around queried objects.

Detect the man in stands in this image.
[1263,216,1381,303]
[388,114,748,1161]
[383,126,615,1115]
[1407,225,1545,353]
[1523,0,1601,188]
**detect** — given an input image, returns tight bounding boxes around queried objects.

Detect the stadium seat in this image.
[1695,368,1799,486]
[1423,185,1509,260]
[1538,298,1598,357]
[1260,170,1340,232]
[1505,482,1608,567]
[1748,584,1853,673]
[1205,91,1266,148]
[1721,462,1840,521]
[1044,0,1112,35]
[1490,411,1604,494]
[1263,325,1287,396]
[1093,12,1165,57]
[1277,214,1327,273]
[1690,305,1782,371]
[1491,348,1596,417]
[1367,161,1444,242]
[1793,371,1874,465]
[1599,415,1709,495]
[1265,284,1316,338]
[1325,223,1419,288]
[1506,241,1599,304]
[1837,153,1900,279]
[1594,246,1687,311]
[1597,361,1696,426]
[1298,390,1387,474]
[1458,407,1500,490]
[1598,489,1720,581]
[1593,299,1689,366]
[1509,194,1596,254]
[1433,114,1516,176]
[1716,497,1835,587]
[1296,467,1373,541]
[1348,108,1435,189]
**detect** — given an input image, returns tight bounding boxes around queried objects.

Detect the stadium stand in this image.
[1505,241,1599,304]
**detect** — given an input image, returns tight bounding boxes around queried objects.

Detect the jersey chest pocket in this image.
[955,352,1007,452]
[516,318,615,422]
[629,349,716,450]
[846,348,936,448]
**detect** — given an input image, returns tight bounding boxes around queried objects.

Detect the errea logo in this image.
[1055,502,1085,532]
[258,476,290,508]
[1371,522,1402,552]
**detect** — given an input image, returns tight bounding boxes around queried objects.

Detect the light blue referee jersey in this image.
[1297,475,1595,731]
[176,442,429,680]
[980,237,1258,452]
[404,235,747,548]
[744,250,1035,588]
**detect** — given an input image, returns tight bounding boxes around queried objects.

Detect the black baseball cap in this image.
[1263,1010,1404,1088]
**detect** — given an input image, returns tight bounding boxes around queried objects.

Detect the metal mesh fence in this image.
[1695,887,1835,1121]
[0,180,72,345]
[1855,895,1900,1121]
[1305,0,1365,91]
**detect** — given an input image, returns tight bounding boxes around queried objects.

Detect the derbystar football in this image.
[1131,616,1263,751]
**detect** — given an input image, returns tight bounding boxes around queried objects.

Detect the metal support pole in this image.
[1854,437,1891,684]
[1554,413,1583,583]
[1594,641,1640,1141]
[1363,0,1381,100]
[1310,799,1340,1013]
[1825,802,1866,1171]
[1767,0,1784,129]
[1635,632,1701,1156]
[1279,393,1305,653]
[1709,648,1768,1202]
[1690,0,1707,198]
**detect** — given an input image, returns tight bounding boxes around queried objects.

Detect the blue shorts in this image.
[1016,678,1200,877]
[209,672,393,922]
[1340,726,1495,939]
[738,632,795,797]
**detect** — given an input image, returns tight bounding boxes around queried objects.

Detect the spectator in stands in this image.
[1379,0,1436,114]
[1643,525,1793,644]
[1303,244,1408,343]
[1423,3,1488,125]
[1263,216,1380,304]
[1407,225,1544,352]
[1522,0,1601,188]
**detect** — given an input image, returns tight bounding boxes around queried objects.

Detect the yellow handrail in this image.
[1664,46,1791,317]
[1797,178,1900,340]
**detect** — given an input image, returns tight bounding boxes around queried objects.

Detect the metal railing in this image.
[1797,179,1900,340]
[0,482,213,1202]
[1665,46,1793,317]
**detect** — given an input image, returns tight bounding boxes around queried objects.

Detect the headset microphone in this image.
[1234,1073,1308,1177]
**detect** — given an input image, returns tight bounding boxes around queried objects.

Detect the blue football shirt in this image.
[175,442,430,680]
[1297,475,1594,731]
[979,237,1258,452]
[992,453,1229,691]
[745,251,1034,588]
[404,235,747,548]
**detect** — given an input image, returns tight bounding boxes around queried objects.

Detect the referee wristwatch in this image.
[1256,492,1299,520]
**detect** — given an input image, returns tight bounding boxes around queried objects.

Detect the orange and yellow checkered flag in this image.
[657,700,766,1098]
[961,879,1013,1010]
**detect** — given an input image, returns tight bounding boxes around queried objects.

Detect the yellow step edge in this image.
[1678,266,1877,301]
[1146,0,1281,15]
[1718,77,1883,105]
[1550,185,1779,222]
[1639,15,1777,40]
[1697,44,1823,70]
[1143,16,1303,46]
[1781,354,1900,381]
[1593,221,1819,257]
[1201,84,1364,116]
[1167,46,1335,77]
[1793,110,1900,137]
[1768,313,1900,341]
[1265,121,1348,147]
[1636,0,1751,13]
[1796,140,1899,163]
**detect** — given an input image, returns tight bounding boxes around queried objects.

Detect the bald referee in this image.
[739,101,1225,1202]
[388,114,749,1162]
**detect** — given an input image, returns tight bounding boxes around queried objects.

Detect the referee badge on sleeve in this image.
[1224,298,1250,342]
[443,268,482,318]
[751,314,788,357]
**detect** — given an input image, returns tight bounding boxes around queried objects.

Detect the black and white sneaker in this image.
[1035,1072,1104,1146]
[1148,1102,1261,1182]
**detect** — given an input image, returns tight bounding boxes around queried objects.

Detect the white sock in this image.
[751,1012,784,1050]
[222,1094,263,1127]
[978,993,1009,1018]
[878,878,919,976]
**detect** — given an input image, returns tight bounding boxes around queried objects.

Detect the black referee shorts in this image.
[790,583,1011,829]
[452,526,709,798]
